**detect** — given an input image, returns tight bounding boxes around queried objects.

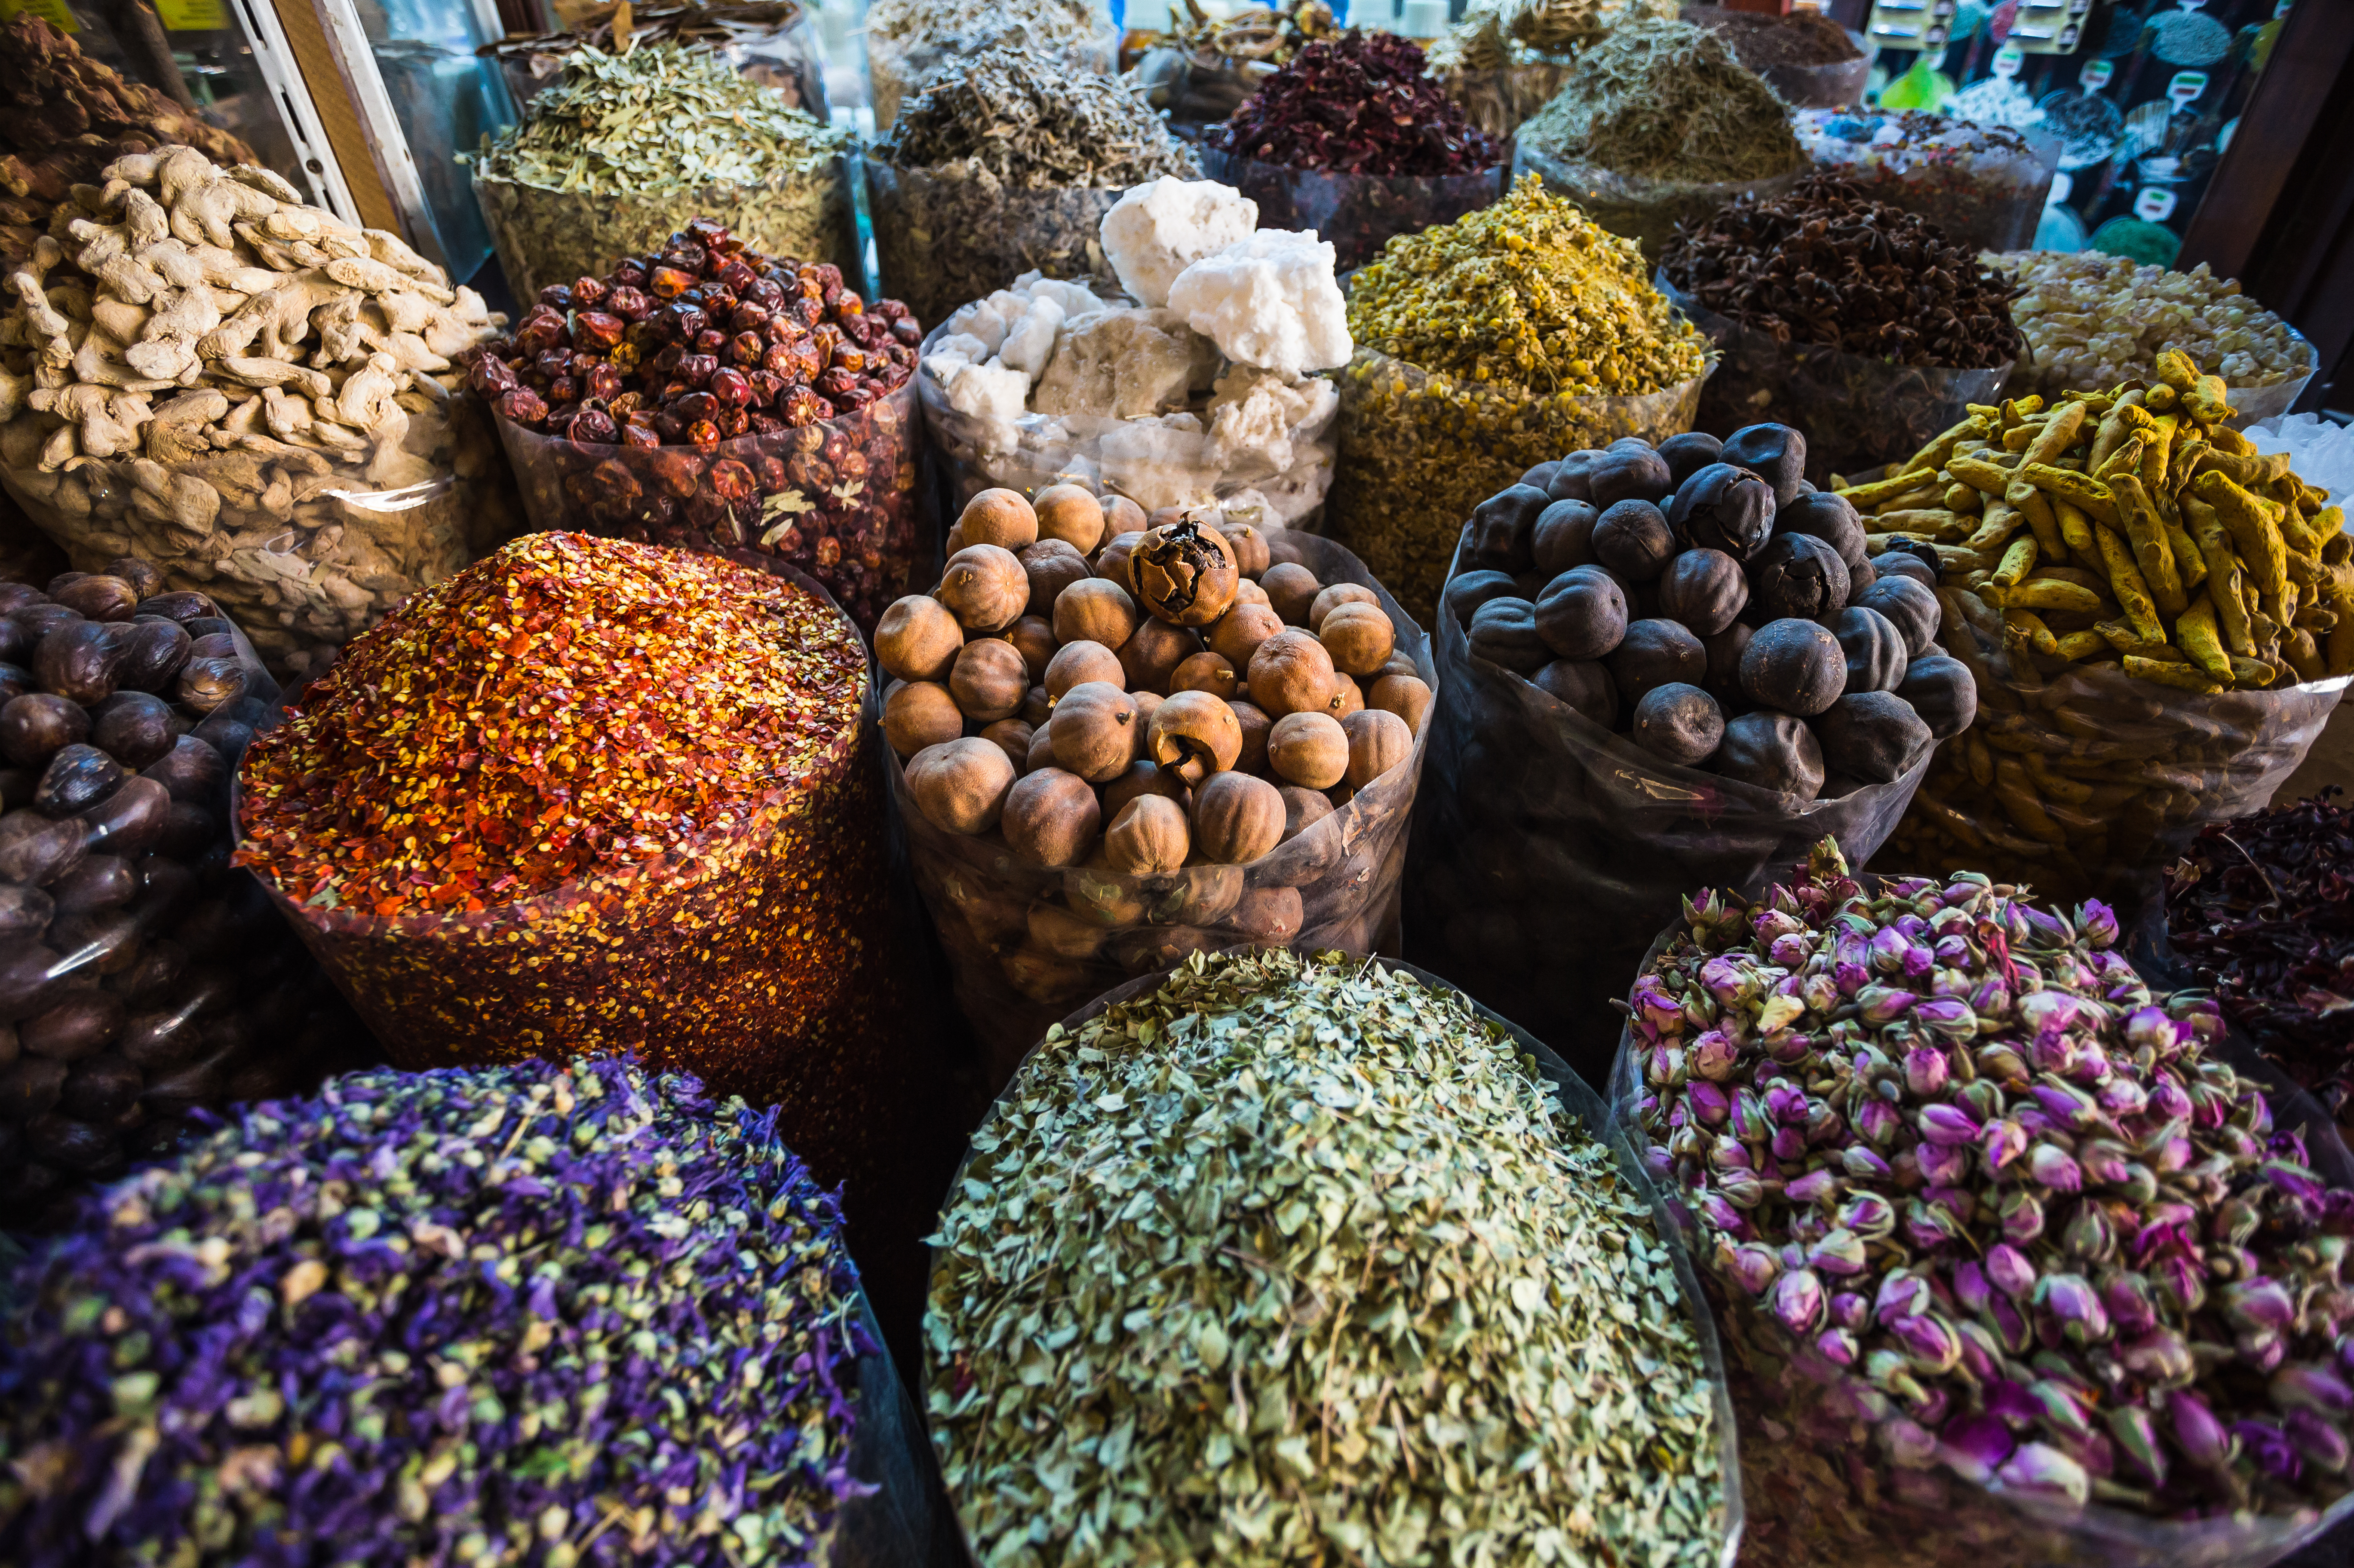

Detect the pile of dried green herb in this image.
[864,0,1111,128]
[869,45,1199,325]
[926,948,1728,1566]
[470,41,854,298]
[1332,172,1712,618]
[1518,16,1802,184]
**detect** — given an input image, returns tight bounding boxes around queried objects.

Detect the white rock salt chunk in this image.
[1100,178,1259,309]
[1165,230,1351,380]
[941,358,1030,424]
[1100,415,1210,509]
[945,300,1009,355]
[997,296,1065,378]
[930,332,991,366]
[1031,308,1195,420]
[1013,271,1115,317]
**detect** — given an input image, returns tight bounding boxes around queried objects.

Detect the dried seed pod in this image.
[1021,539,1094,617]
[936,545,1029,634]
[1669,464,1777,560]
[1117,619,1201,695]
[1099,497,1148,545]
[1630,683,1725,767]
[1367,672,1433,734]
[1260,563,1322,626]
[1208,603,1283,671]
[1277,784,1332,841]
[1308,584,1380,631]
[1104,794,1189,875]
[1148,690,1243,786]
[949,638,1028,723]
[1102,760,1191,819]
[883,680,964,758]
[1229,699,1273,776]
[1750,534,1851,623]
[1657,549,1749,637]
[961,488,1039,551]
[1711,709,1823,799]
[1034,485,1106,554]
[1170,652,1238,701]
[1132,519,1240,628]
[1096,531,1145,585]
[1191,771,1284,865]
[1341,708,1411,790]
[1221,522,1272,578]
[979,719,1034,771]
[907,738,1016,835]
[1046,641,1126,703]
[1049,683,1142,783]
[1246,630,1338,720]
[1327,672,1363,718]
[1317,603,1396,677]
[1053,577,1141,649]
[1002,767,1102,867]
[1006,616,1058,680]
[1268,711,1348,789]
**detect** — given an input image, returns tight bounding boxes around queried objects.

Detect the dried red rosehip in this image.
[574,312,623,351]
[538,283,574,310]
[783,337,823,383]
[571,275,607,306]
[715,257,757,293]
[708,459,756,504]
[889,317,921,347]
[746,370,784,405]
[535,348,572,379]
[730,303,770,334]
[745,277,783,309]
[585,363,624,401]
[548,375,579,406]
[609,341,641,374]
[497,386,548,425]
[708,368,752,408]
[466,354,517,398]
[817,367,858,399]
[613,259,648,288]
[694,329,728,354]
[832,343,865,376]
[719,408,749,438]
[727,331,760,366]
[513,314,564,354]
[749,412,784,436]
[608,285,653,322]
[572,408,619,446]
[680,354,720,387]
[688,420,721,453]
[622,421,661,450]
[659,303,706,341]
[782,387,830,427]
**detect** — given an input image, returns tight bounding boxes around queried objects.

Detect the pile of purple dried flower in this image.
[0,1055,880,1566]
[1624,838,2354,1524]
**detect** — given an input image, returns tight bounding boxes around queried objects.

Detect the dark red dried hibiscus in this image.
[1205,30,1498,177]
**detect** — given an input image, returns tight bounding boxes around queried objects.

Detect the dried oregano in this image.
[926,947,1726,1567]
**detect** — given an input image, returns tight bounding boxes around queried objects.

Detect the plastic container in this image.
[1401,546,1932,1088]
[1327,344,1710,626]
[866,12,1118,131]
[241,566,911,1195]
[492,375,925,633]
[887,533,1432,1090]
[473,156,859,305]
[1656,272,2013,487]
[916,322,1339,526]
[1604,906,2354,1568]
[926,943,1748,1568]
[866,159,1138,334]
[1795,110,2063,256]
[1197,147,1507,271]
[2222,326,2320,429]
[0,395,506,684]
[0,576,371,1226]
[1513,141,1805,261]
[1883,619,2350,919]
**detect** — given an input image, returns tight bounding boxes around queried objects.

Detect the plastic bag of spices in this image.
[1657,275,2013,488]
[887,533,1433,1090]
[0,558,375,1225]
[1794,111,2061,258]
[1402,555,1930,1089]
[865,163,1135,338]
[1605,875,2354,1568]
[1513,143,1804,263]
[1197,149,1507,273]
[926,945,1745,1568]
[493,376,926,634]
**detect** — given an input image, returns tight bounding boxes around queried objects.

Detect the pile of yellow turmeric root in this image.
[1835,350,2348,694]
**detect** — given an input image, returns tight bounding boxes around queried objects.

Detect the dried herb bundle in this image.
[1206,30,1498,176]
[0,1055,880,1566]
[877,45,1195,189]
[2167,790,2354,1130]
[928,948,1728,1565]
[473,41,847,193]
[1348,171,1708,394]
[865,0,1112,128]
[1662,173,2023,370]
[1517,16,1802,184]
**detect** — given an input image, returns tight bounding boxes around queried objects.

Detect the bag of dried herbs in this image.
[1403,421,1943,1083]
[1329,171,1712,625]
[1512,15,1807,261]
[1608,838,2354,1568]
[1197,32,1505,273]
[1141,0,1338,138]
[1659,173,2022,484]
[927,946,1738,1567]
[470,41,856,306]
[0,557,373,1227]
[864,0,1117,133]
[1682,4,1867,110]
[467,219,924,630]
[1863,376,2351,912]
[884,498,1431,1087]
[1421,0,1672,144]
[483,0,827,119]
[919,178,1347,525]
[0,1053,952,1567]
[868,47,1198,329]
[1795,109,2062,259]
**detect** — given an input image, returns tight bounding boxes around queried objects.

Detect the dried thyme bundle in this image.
[864,0,1110,126]
[474,41,848,192]
[876,45,1195,189]
[1519,16,1803,183]
[0,1056,882,1566]
[1348,171,1708,394]
[927,948,1728,1566]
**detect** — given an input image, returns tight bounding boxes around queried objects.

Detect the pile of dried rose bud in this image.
[1623,837,2354,1522]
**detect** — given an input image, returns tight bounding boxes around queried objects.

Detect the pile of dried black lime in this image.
[2165,787,2354,1133]
[1206,29,1498,175]
[1660,172,2021,369]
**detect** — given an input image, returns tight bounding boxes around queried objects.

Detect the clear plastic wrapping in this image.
[916,324,1338,525]
[1605,910,2354,1568]
[0,583,368,1226]
[473,156,859,305]
[1197,147,1508,272]
[2217,328,2318,430]
[928,943,1747,1568]
[1885,620,2348,918]
[1403,565,1930,1088]
[1327,343,1709,625]
[865,159,1134,335]
[1513,141,1804,261]
[0,393,511,683]
[888,534,1430,1090]
[1657,272,2014,487]
[493,376,924,632]
[1795,110,2062,256]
